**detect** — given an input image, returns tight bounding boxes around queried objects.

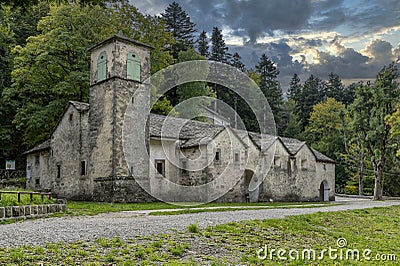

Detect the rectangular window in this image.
[274,156,281,166]
[181,160,187,174]
[234,152,239,162]
[80,161,86,176]
[215,149,221,162]
[35,155,40,166]
[301,159,307,169]
[57,164,61,179]
[155,160,165,176]
[35,178,40,185]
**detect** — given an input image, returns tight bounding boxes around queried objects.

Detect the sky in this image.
[129,0,400,89]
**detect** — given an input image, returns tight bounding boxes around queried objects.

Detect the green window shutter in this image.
[97,51,107,81]
[127,52,141,82]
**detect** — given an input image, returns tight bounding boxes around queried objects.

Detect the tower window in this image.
[97,51,107,81]
[127,52,140,82]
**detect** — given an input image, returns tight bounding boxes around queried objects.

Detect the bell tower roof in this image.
[88,34,154,52]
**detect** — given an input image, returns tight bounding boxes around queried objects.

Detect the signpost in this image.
[6,160,15,170]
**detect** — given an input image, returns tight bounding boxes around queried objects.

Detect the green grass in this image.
[0,205,398,265]
[0,190,54,207]
[65,200,330,216]
[148,203,340,216]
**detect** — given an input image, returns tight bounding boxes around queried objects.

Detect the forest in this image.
[1,0,399,199]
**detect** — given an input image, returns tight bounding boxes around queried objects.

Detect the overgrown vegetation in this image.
[0,190,54,207]
[0,205,398,264]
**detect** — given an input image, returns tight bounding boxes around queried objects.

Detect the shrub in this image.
[344,185,358,195]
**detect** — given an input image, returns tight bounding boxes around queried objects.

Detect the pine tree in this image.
[298,74,325,127]
[197,30,209,57]
[210,27,228,63]
[161,1,196,59]
[287,73,302,103]
[324,72,344,102]
[231,52,246,72]
[255,54,282,115]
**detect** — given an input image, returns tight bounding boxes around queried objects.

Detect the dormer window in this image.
[97,51,107,81]
[127,52,140,82]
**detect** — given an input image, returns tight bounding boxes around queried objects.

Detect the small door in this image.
[320,180,330,202]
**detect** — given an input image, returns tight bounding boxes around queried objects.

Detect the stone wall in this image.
[0,203,66,221]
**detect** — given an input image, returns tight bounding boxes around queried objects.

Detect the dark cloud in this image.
[130,0,400,87]
[310,0,346,31]
[364,39,395,66]
[343,0,400,36]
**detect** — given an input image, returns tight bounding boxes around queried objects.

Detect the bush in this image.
[363,188,373,196]
[344,185,358,195]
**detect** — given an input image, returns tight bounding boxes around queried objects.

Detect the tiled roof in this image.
[279,137,306,155]
[248,133,277,151]
[311,148,335,163]
[70,101,90,112]
[149,114,225,148]
[23,139,51,155]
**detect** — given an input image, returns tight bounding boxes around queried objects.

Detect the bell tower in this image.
[87,33,153,202]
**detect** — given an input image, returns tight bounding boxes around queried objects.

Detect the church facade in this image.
[25,35,335,203]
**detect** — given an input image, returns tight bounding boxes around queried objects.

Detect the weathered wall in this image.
[50,105,90,200]
[26,150,50,190]
[89,37,153,202]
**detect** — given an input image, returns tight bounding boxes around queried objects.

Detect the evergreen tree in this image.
[287,73,302,103]
[210,27,228,63]
[298,74,325,127]
[230,52,246,72]
[324,72,344,102]
[197,30,209,57]
[161,1,196,59]
[255,54,282,119]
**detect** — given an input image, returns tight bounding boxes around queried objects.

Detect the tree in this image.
[282,99,302,138]
[1,0,118,9]
[255,54,283,132]
[210,27,229,63]
[298,74,325,128]
[7,2,175,147]
[387,105,400,157]
[350,63,400,199]
[287,73,302,102]
[304,98,346,157]
[161,1,196,59]
[230,52,246,72]
[197,30,209,57]
[176,49,215,102]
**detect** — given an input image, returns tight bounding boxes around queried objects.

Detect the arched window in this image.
[97,51,107,81]
[127,52,140,81]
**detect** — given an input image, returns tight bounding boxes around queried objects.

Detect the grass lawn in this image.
[64,201,331,216]
[0,191,54,207]
[0,205,398,265]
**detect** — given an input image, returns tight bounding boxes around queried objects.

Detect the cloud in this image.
[363,39,395,66]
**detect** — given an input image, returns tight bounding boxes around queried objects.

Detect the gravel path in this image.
[1,197,399,248]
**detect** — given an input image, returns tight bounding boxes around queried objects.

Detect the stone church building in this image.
[25,34,335,203]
